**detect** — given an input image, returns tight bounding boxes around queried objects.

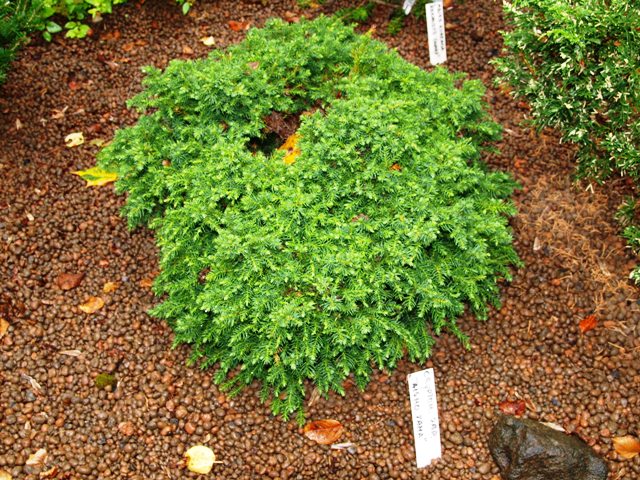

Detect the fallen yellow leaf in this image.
[73,166,118,187]
[184,445,222,474]
[0,318,9,339]
[278,133,301,165]
[79,296,104,314]
[25,448,47,467]
[200,36,215,46]
[613,435,640,459]
[64,132,84,147]
[0,469,12,480]
[103,281,119,293]
[88,138,107,147]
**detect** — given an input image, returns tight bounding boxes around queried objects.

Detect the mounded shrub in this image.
[98,16,520,420]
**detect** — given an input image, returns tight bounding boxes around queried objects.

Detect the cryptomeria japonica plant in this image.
[98,16,520,421]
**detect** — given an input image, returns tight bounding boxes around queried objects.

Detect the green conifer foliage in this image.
[98,17,520,421]
[0,0,43,84]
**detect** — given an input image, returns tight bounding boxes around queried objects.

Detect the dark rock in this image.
[488,416,608,480]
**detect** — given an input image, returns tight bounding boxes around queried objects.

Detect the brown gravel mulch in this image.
[1,0,639,479]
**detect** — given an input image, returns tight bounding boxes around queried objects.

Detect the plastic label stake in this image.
[403,0,417,14]
[426,1,447,65]
[408,368,442,468]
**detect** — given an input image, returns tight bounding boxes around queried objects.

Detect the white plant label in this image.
[425,1,447,65]
[402,0,417,14]
[408,368,442,468]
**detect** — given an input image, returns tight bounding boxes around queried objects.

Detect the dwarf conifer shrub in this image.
[495,0,640,181]
[98,16,519,420]
[0,0,43,84]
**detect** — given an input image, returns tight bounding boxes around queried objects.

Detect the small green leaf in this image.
[182,2,191,14]
[64,23,91,39]
[46,21,62,33]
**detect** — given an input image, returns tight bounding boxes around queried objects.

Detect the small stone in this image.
[450,432,463,445]
[118,421,135,436]
[489,416,608,480]
[175,405,188,419]
[184,422,196,434]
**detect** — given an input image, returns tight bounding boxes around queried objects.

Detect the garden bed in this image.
[0,0,639,479]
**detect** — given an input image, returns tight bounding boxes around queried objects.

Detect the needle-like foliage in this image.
[99,16,519,421]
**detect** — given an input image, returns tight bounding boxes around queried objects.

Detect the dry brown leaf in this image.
[139,278,154,288]
[79,296,104,314]
[39,466,58,479]
[51,106,68,119]
[498,400,526,416]
[55,272,85,290]
[182,45,194,55]
[443,0,454,8]
[514,157,527,173]
[0,318,9,339]
[533,236,542,251]
[613,435,640,459]
[59,349,82,357]
[541,421,566,433]
[330,442,356,450]
[283,11,300,23]
[22,374,43,395]
[303,419,344,445]
[25,448,47,467]
[308,386,321,407]
[229,20,251,31]
[579,314,597,333]
[100,29,121,41]
[103,281,119,293]
[390,163,402,171]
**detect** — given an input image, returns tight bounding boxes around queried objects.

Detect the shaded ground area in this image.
[1,0,639,478]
